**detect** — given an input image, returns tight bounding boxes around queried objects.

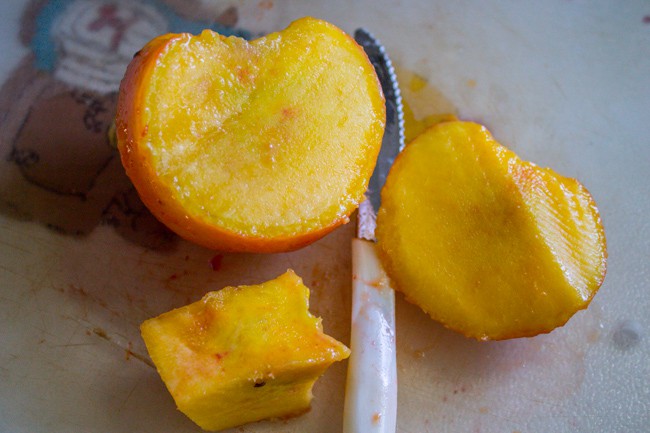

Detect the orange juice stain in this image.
[396,67,457,143]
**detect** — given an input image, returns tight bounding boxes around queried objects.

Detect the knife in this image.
[343,29,405,433]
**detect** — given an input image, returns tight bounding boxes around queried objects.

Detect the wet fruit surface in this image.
[140,270,350,431]
[116,17,385,252]
[376,121,607,340]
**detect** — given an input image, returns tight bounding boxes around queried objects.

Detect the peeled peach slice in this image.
[116,17,385,252]
[376,121,607,340]
[140,270,350,431]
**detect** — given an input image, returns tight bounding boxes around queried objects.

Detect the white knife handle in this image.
[344,239,397,433]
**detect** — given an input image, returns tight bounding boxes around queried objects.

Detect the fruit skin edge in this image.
[115,18,385,253]
[375,121,607,341]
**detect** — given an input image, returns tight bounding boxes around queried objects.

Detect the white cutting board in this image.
[0,1,648,432]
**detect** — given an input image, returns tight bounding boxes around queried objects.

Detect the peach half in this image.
[376,121,607,340]
[116,17,385,252]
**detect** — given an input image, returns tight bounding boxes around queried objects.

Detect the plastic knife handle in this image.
[343,238,397,433]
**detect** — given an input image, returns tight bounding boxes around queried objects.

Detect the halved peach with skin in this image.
[376,121,607,340]
[116,17,385,252]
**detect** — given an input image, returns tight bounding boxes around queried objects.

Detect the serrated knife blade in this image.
[353,28,405,240]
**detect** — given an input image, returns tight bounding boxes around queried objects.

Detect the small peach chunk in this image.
[140,270,350,431]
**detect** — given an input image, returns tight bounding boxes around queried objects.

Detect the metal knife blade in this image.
[343,29,404,433]
[354,28,405,241]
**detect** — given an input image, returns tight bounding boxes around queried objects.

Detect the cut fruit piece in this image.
[140,270,350,431]
[376,121,607,340]
[116,17,385,253]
